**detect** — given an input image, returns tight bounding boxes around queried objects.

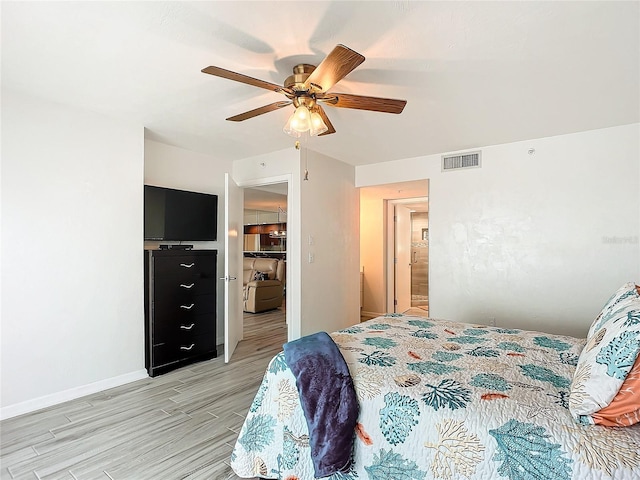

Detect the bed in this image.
[231,286,640,480]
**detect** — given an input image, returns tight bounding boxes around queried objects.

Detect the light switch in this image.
[308,252,314,263]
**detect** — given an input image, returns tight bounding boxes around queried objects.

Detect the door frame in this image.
[237,174,294,342]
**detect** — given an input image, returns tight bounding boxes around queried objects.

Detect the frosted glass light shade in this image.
[293,105,310,132]
[283,112,301,137]
[309,111,329,136]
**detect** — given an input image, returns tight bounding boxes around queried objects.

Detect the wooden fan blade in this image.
[202,66,291,94]
[321,93,406,114]
[226,101,292,122]
[315,105,336,136]
[304,44,365,92]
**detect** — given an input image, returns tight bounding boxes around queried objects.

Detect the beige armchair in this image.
[243,257,285,313]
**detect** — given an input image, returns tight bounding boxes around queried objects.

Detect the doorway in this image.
[359,180,429,320]
[389,198,429,315]
[234,182,289,361]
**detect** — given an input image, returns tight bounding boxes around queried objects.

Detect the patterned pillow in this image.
[587,282,640,338]
[569,288,640,424]
[252,271,268,281]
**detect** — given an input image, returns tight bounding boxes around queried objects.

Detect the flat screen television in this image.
[144,185,218,241]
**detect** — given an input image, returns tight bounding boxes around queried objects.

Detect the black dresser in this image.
[144,249,217,376]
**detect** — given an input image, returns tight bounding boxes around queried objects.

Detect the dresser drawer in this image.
[153,313,215,342]
[153,276,215,298]
[153,294,216,321]
[152,333,217,367]
[153,255,216,280]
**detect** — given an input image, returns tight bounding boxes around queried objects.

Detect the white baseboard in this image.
[0,369,149,420]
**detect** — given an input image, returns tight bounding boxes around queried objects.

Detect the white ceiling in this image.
[2,1,638,166]
[244,184,288,212]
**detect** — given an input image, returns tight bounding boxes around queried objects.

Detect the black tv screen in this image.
[144,185,218,241]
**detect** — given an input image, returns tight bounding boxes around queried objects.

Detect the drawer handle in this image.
[180,344,195,351]
[179,263,195,268]
[180,323,195,330]
[180,303,195,310]
[180,283,195,289]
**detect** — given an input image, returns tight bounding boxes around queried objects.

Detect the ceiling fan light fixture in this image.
[203,44,407,138]
[283,112,302,137]
[284,105,327,137]
[293,105,311,131]
[309,111,329,136]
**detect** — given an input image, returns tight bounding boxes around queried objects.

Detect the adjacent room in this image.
[1,1,639,479]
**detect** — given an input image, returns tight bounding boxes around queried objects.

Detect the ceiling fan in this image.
[201,44,407,137]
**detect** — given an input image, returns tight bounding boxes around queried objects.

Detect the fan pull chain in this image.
[295,140,310,181]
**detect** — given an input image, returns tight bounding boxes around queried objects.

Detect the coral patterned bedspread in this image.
[230,314,640,480]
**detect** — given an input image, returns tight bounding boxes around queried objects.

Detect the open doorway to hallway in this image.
[360,180,429,321]
[233,183,288,361]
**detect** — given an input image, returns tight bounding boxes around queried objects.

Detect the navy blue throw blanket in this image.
[283,331,359,478]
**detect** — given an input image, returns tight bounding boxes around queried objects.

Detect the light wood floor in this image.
[0,308,287,480]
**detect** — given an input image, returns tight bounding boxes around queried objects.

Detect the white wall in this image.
[143,139,233,345]
[356,124,640,338]
[1,90,146,418]
[300,150,360,335]
[360,190,386,316]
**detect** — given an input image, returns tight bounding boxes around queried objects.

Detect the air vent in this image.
[442,151,481,171]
